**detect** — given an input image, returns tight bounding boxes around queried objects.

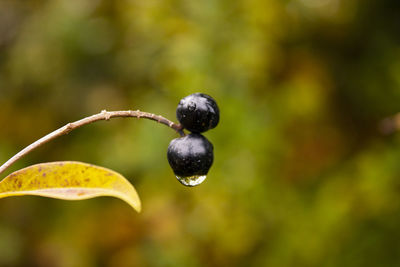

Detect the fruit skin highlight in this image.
[167,133,214,177]
[176,93,220,133]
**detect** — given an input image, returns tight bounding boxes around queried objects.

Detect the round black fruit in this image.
[176,93,219,133]
[167,133,214,177]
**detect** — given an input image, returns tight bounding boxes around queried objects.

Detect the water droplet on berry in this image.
[176,175,206,187]
[188,103,196,111]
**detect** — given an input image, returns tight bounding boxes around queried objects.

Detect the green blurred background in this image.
[1,0,400,266]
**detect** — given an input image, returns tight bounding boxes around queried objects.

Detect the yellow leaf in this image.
[0,161,141,212]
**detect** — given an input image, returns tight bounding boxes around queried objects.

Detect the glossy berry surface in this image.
[167,133,214,177]
[176,93,219,133]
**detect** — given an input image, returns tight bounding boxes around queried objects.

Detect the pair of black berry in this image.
[167,93,219,186]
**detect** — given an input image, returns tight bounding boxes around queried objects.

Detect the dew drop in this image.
[176,175,207,187]
[188,102,196,111]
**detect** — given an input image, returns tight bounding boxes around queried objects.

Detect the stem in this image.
[0,110,184,175]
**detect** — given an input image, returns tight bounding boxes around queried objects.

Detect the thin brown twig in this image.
[0,110,184,175]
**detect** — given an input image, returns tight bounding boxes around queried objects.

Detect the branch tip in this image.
[0,109,182,176]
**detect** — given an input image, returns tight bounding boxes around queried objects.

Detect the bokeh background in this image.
[1,0,400,266]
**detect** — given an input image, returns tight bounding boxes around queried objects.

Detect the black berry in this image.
[167,133,214,178]
[176,93,219,133]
